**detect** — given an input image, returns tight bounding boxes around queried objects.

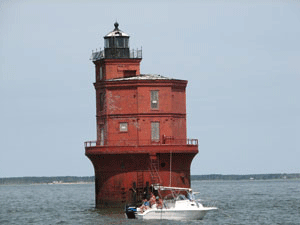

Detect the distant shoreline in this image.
[1,173,299,185]
[191,173,300,181]
[0,176,94,185]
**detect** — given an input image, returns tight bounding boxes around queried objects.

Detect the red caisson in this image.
[85,23,198,208]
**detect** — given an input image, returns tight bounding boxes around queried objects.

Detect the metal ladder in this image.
[137,172,144,189]
[136,171,144,202]
[149,158,161,185]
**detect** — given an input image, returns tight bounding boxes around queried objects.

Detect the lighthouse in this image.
[85,23,198,208]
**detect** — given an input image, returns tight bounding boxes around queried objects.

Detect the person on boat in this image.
[187,190,195,201]
[156,196,163,209]
[149,193,156,208]
[139,199,150,212]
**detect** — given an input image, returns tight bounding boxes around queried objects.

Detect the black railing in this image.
[90,48,142,61]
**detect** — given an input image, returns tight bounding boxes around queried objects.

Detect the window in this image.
[124,70,136,77]
[99,92,105,111]
[116,38,125,48]
[151,122,160,141]
[99,67,103,80]
[151,90,159,109]
[100,127,105,146]
[120,122,128,132]
[105,38,112,48]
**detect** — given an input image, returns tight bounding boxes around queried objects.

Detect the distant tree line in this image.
[0,176,94,185]
[1,173,299,185]
[191,173,300,181]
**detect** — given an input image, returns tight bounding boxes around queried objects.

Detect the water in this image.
[1,180,299,224]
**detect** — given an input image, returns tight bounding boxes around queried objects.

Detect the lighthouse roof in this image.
[105,22,129,37]
[107,74,178,81]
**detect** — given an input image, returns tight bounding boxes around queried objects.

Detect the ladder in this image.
[137,172,144,189]
[149,158,161,185]
[136,172,144,202]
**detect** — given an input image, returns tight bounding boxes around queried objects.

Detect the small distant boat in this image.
[125,185,217,220]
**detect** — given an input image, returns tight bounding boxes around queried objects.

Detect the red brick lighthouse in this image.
[85,23,198,208]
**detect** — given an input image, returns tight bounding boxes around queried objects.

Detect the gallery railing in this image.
[84,138,198,147]
[90,48,142,61]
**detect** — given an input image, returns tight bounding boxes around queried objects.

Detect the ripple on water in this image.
[0,180,300,225]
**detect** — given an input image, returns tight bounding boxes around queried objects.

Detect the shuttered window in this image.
[150,90,159,109]
[99,92,105,111]
[99,67,103,80]
[151,122,160,141]
[100,127,105,146]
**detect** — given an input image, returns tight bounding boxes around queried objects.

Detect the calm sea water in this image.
[1,179,299,224]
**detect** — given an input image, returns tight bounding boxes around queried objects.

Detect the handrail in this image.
[84,139,198,147]
[85,141,97,147]
[90,48,142,61]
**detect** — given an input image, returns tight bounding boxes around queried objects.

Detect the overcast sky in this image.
[1,0,299,177]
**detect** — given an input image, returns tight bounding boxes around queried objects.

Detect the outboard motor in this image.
[125,204,137,219]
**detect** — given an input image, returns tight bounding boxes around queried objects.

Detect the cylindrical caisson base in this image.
[86,150,197,208]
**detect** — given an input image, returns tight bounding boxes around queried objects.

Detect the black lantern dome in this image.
[104,22,130,58]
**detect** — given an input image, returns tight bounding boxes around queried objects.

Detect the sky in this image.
[0,0,299,177]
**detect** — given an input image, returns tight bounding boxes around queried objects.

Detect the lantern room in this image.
[104,22,130,59]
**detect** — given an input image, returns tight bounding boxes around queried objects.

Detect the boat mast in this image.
[169,151,172,187]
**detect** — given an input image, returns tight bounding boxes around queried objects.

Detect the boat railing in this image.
[163,199,176,209]
[197,198,218,208]
[84,138,198,147]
